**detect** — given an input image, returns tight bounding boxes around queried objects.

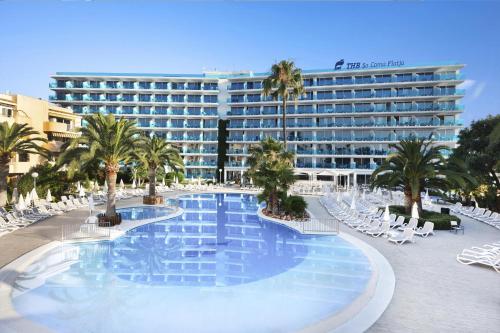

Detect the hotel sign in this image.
[334,59,405,70]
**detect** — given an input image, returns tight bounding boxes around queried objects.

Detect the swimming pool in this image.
[9,193,374,333]
[117,205,174,220]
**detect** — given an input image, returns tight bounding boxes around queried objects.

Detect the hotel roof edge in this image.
[52,62,465,80]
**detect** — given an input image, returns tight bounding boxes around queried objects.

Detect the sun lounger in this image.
[415,221,434,237]
[389,228,415,245]
[366,222,390,237]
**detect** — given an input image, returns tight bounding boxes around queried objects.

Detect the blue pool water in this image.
[117,205,174,220]
[10,193,373,333]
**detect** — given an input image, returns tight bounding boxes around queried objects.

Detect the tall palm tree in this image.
[262,60,304,150]
[59,113,139,217]
[136,135,184,198]
[0,122,48,206]
[247,137,296,214]
[371,137,473,214]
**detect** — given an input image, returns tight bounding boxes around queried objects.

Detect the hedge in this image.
[387,205,461,230]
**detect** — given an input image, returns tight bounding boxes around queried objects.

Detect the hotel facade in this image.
[50,62,464,185]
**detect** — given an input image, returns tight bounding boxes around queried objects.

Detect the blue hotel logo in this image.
[335,59,404,70]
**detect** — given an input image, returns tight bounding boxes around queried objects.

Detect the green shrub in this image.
[388,205,461,230]
[283,195,308,218]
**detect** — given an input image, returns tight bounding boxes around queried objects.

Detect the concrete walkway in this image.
[0,192,499,333]
[305,197,500,333]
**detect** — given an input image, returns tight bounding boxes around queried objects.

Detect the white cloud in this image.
[472,82,486,99]
[458,79,476,90]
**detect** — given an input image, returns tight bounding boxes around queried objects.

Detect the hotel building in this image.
[0,93,81,175]
[50,62,464,185]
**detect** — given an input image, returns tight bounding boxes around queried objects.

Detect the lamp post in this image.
[31,172,39,189]
[218,168,222,184]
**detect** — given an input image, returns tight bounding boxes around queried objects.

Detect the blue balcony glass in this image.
[336,78,353,85]
[246,108,260,115]
[230,83,245,90]
[187,83,201,90]
[317,78,334,86]
[203,107,218,116]
[317,92,334,100]
[355,77,374,84]
[374,75,392,83]
[247,95,261,102]
[187,96,202,103]
[204,83,218,91]
[230,96,245,103]
[171,95,185,103]
[246,82,262,89]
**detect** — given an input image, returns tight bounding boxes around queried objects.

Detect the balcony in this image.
[43,121,72,133]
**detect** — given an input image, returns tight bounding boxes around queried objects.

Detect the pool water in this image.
[117,205,174,220]
[11,193,373,333]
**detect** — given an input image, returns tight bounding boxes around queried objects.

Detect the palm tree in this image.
[59,113,139,217]
[246,137,296,215]
[0,122,48,206]
[262,60,304,150]
[136,135,184,198]
[371,137,473,214]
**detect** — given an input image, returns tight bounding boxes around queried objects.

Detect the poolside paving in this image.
[0,191,499,333]
[305,197,500,333]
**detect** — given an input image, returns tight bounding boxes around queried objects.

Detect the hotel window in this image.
[262,119,276,128]
[122,81,134,89]
[122,93,134,101]
[374,75,392,83]
[246,81,262,89]
[301,92,313,100]
[89,81,101,89]
[171,82,185,90]
[187,82,201,90]
[106,81,118,89]
[417,87,433,96]
[154,107,168,115]
[56,80,66,88]
[107,93,118,101]
[375,89,392,98]
[247,94,260,102]
[417,73,434,81]
[0,107,13,117]
[74,81,84,88]
[204,107,218,115]
[355,76,372,84]
[417,102,434,111]
[336,77,353,85]
[395,102,412,111]
[187,107,201,115]
[72,105,83,113]
[354,103,372,112]
[317,78,334,86]
[303,78,314,87]
[19,153,29,162]
[374,103,387,112]
[155,82,169,90]
[187,95,201,103]
[354,117,372,126]
[247,106,260,115]
[155,94,168,102]
[138,118,150,127]
[204,119,217,128]
[204,82,218,90]
[336,90,352,99]
[231,95,244,103]
[230,82,245,90]
[396,88,413,97]
[204,95,217,103]
[230,107,244,115]
[231,120,244,128]
[171,107,184,115]
[336,104,353,113]
[316,104,332,113]
[171,95,185,102]
[139,82,151,89]
[122,106,134,114]
[317,91,333,100]
[395,73,413,82]
[139,94,151,102]
[89,105,99,113]
[354,90,371,98]
[263,106,277,115]
[139,106,151,114]
[298,105,315,113]
[336,117,352,127]
[246,119,260,128]
[107,106,118,114]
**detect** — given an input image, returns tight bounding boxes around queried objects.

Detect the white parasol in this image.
[88,195,94,216]
[18,194,26,210]
[162,178,165,186]
[12,187,18,204]
[411,202,419,219]
[383,204,390,222]
[132,178,136,189]
[31,187,39,201]
[120,179,125,190]
[46,189,52,202]
[79,186,85,197]
[103,180,108,193]
[350,195,356,210]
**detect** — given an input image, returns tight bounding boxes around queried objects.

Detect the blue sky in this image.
[0,0,499,125]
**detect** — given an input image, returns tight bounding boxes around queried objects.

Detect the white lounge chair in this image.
[389,228,415,245]
[366,222,390,237]
[457,251,500,273]
[415,221,434,237]
[398,217,418,231]
[390,216,405,229]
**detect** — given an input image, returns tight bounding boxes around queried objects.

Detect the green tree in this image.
[371,137,473,214]
[59,113,139,217]
[0,122,48,206]
[246,137,296,215]
[136,135,184,197]
[452,115,500,210]
[262,60,304,149]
